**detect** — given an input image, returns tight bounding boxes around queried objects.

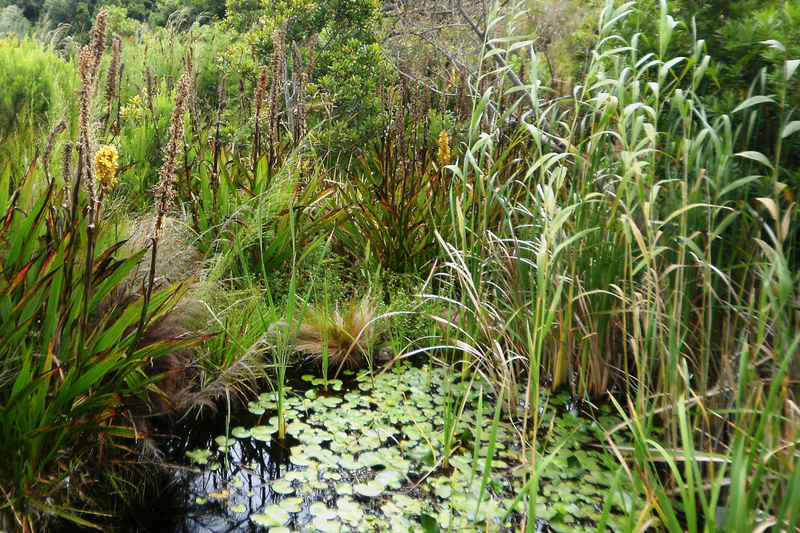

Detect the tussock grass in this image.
[291,296,379,371]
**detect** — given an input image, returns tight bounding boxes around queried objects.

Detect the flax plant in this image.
[0,17,205,531]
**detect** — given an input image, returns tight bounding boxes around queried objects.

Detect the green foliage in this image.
[1,0,799,530]
[0,36,75,138]
[426,1,800,529]
[41,0,95,36]
[0,5,32,35]
[103,4,140,36]
[225,0,384,147]
[337,137,450,274]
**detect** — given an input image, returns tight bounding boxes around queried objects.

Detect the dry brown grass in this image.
[291,297,380,371]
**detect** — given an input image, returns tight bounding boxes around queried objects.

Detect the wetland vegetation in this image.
[0,0,799,531]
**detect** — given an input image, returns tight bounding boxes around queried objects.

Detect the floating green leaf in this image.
[354,480,385,497]
[247,401,266,415]
[250,505,290,527]
[185,449,212,464]
[272,480,295,494]
[279,497,303,513]
[215,435,236,448]
[231,426,251,439]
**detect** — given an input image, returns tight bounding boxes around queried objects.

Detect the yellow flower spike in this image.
[437,129,450,168]
[94,144,119,192]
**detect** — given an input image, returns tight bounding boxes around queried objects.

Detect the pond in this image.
[132,362,637,532]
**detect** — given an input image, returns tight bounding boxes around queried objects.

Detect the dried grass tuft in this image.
[286,297,380,370]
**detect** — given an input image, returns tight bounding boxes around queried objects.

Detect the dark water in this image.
[139,371,327,533]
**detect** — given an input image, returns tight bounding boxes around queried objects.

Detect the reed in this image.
[421,0,799,530]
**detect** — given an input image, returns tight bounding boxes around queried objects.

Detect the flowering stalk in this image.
[95,144,119,198]
[42,118,67,184]
[438,129,451,168]
[61,141,73,210]
[73,9,108,363]
[267,28,285,162]
[253,65,269,168]
[104,34,122,129]
[212,74,227,191]
[130,67,191,357]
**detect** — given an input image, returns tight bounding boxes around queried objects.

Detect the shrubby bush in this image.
[224,0,384,147]
[0,36,75,137]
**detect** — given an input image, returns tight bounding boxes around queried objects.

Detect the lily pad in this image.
[230,503,246,513]
[215,435,236,448]
[375,468,404,489]
[251,425,278,441]
[312,514,341,532]
[247,401,266,415]
[231,426,251,439]
[354,479,385,497]
[308,502,326,515]
[435,483,453,499]
[320,396,343,408]
[185,449,212,464]
[339,457,364,470]
[279,497,303,513]
[286,420,310,436]
[284,471,305,482]
[335,483,353,495]
[272,480,294,494]
[289,454,313,466]
[250,505,290,527]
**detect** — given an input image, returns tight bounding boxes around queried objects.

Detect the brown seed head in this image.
[154,69,191,238]
[77,9,109,201]
[105,34,122,110]
[254,65,269,117]
[43,118,67,183]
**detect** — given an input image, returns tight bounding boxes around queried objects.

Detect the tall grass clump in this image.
[423,0,799,530]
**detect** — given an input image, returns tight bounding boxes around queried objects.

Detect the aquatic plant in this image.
[183,364,636,532]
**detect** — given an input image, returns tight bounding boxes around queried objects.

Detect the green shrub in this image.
[0,36,76,137]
